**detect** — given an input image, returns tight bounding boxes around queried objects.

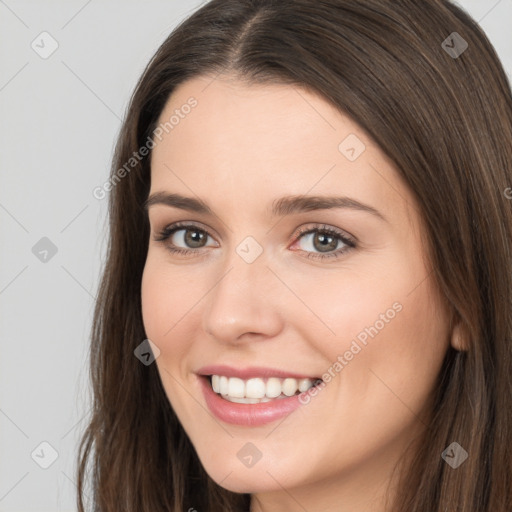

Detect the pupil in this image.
[186,229,205,247]
[314,233,336,252]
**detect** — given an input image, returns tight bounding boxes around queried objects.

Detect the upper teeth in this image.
[211,375,318,400]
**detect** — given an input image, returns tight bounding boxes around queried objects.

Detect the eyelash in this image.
[153,221,356,261]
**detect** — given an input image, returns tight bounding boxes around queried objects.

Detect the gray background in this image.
[0,1,510,510]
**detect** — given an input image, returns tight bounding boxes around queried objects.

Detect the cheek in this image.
[140,255,207,367]
[303,257,449,397]
[287,264,405,361]
[337,275,450,417]
[140,261,167,340]
[140,259,197,411]
[141,253,190,336]
[140,257,187,359]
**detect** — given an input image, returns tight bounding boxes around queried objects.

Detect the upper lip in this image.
[196,364,321,380]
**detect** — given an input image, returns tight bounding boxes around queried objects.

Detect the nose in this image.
[202,245,284,345]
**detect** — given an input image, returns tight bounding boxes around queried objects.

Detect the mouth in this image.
[206,374,323,404]
[196,366,324,426]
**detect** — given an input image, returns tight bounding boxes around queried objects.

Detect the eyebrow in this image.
[143,191,388,222]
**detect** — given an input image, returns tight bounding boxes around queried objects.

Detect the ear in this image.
[450,319,469,352]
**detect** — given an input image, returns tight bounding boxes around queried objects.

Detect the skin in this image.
[141,74,459,512]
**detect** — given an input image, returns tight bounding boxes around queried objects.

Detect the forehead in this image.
[154,74,359,167]
[149,75,417,232]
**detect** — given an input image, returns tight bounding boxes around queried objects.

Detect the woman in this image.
[77,1,512,510]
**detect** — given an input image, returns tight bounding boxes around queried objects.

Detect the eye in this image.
[153,221,217,256]
[153,221,356,261]
[290,223,356,260]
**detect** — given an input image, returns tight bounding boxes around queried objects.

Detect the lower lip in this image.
[198,376,311,426]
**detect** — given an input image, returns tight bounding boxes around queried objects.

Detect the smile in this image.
[196,365,324,426]
[210,375,319,403]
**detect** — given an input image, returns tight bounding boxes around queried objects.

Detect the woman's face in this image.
[141,74,452,509]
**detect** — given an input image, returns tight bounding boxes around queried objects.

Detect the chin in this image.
[201,463,284,494]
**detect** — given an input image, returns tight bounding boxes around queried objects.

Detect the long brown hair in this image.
[77,1,512,510]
